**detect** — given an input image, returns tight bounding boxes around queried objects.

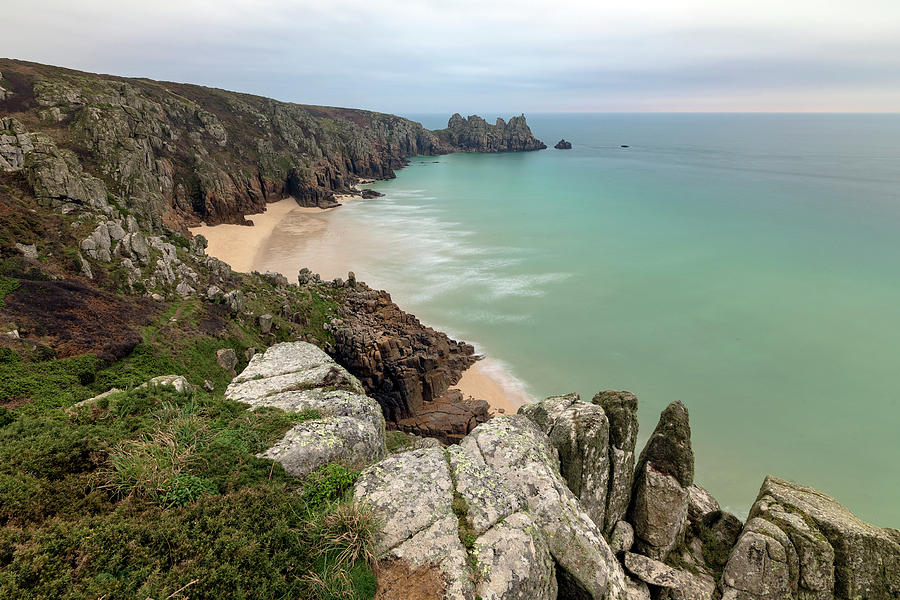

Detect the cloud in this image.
[4,0,900,112]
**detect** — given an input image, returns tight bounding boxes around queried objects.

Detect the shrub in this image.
[302,463,361,511]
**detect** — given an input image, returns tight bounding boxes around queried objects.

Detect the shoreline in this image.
[189,196,533,415]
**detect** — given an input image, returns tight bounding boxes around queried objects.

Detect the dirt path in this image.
[149,300,187,344]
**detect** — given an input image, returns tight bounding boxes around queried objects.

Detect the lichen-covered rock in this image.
[139,374,193,393]
[593,390,640,533]
[636,401,693,488]
[261,415,384,478]
[227,342,385,479]
[720,476,900,600]
[611,520,635,554]
[519,393,611,530]
[0,117,34,171]
[473,511,557,600]
[215,348,237,373]
[225,341,365,403]
[355,444,556,600]
[447,445,524,535]
[624,552,715,599]
[629,401,693,561]
[355,448,472,599]
[23,133,108,210]
[629,461,689,561]
[461,415,628,600]
[355,448,454,552]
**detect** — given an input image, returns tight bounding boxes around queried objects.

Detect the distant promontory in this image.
[433,113,546,152]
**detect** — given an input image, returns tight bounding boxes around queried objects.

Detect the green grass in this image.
[0,384,378,599]
[385,430,416,453]
[0,276,19,307]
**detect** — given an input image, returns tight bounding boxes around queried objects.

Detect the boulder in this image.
[624,552,716,599]
[206,285,225,302]
[258,313,273,334]
[175,281,195,297]
[215,348,237,373]
[224,289,244,313]
[519,393,611,529]
[226,342,385,479]
[395,389,490,444]
[611,520,635,554]
[354,445,556,600]
[720,475,900,600]
[14,243,38,259]
[593,390,640,533]
[226,342,365,402]
[636,400,694,488]
[139,374,192,393]
[460,415,628,599]
[629,401,693,561]
[261,416,384,478]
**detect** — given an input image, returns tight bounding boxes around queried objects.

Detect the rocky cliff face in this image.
[0,59,451,230]
[314,273,480,426]
[433,113,546,152]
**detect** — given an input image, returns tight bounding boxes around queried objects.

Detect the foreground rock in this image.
[354,445,556,600]
[720,475,900,600]
[225,342,386,478]
[433,113,546,152]
[520,391,641,538]
[519,393,612,530]
[629,401,694,561]
[461,415,628,599]
[594,390,640,534]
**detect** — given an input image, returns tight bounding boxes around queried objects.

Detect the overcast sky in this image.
[5,0,900,113]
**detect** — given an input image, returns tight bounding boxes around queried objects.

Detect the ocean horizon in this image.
[255,112,900,526]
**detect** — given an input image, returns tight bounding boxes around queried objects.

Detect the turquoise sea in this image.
[319,114,900,525]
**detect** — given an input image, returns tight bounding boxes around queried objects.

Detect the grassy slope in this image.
[0,177,377,599]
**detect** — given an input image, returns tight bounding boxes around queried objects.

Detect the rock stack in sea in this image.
[433,113,547,152]
[555,138,572,149]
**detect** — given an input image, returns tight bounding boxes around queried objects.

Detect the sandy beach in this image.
[190,196,532,415]
[453,359,531,415]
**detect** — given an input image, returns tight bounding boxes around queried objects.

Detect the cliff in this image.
[433,113,547,152]
[1,59,896,600]
[0,58,451,230]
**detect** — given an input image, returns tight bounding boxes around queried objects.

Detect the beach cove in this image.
[191,196,532,416]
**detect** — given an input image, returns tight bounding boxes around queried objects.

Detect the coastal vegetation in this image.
[1,57,897,600]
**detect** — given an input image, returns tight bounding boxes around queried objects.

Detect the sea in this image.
[281,114,900,525]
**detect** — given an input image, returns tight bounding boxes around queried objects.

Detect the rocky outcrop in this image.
[519,391,641,538]
[395,389,490,444]
[433,114,546,153]
[225,342,386,478]
[624,552,715,600]
[461,415,629,599]
[354,445,556,600]
[720,475,900,600]
[519,393,612,530]
[554,139,572,149]
[594,390,640,534]
[328,281,477,423]
[628,401,694,561]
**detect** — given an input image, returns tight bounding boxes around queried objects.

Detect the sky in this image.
[4,0,900,113]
